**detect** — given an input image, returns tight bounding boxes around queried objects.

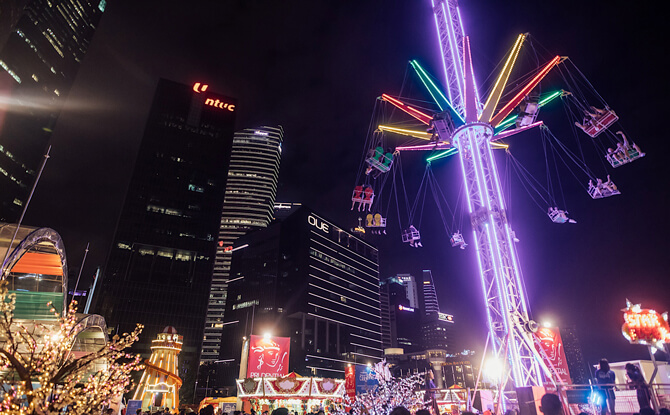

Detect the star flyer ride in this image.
[354,0,645,392]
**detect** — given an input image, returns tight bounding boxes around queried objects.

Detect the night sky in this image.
[23,0,669,371]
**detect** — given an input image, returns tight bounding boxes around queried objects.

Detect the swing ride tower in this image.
[366,0,638,388]
[431,0,557,387]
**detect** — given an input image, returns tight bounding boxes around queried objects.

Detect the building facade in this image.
[215,207,382,389]
[421,270,439,315]
[95,78,236,402]
[379,276,421,352]
[419,269,453,351]
[396,273,419,309]
[0,0,105,221]
[201,126,283,363]
[560,325,589,384]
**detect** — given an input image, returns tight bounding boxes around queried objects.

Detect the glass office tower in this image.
[96,78,236,402]
[214,207,381,389]
[0,0,105,221]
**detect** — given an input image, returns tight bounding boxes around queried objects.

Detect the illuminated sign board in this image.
[247,335,290,378]
[534,327,572,384]
[398,305,414,312]
[193,82,236,111]
[193,82,209,93]
[254,130,269,136]
[205,98,235,112]
[308,215,329,233]
[622,301,670,348]
[438,312,455,323]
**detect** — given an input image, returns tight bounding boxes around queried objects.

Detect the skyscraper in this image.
[201,126,283,363]
[215,207,381,388]
[420,269,452,351]
[422,270,439,315]
[396,273,419,308]
[379,276,422,352]
[0,0,105,221]
[95,78,236,402]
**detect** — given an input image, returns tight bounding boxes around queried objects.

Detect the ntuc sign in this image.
[205,98,235,112]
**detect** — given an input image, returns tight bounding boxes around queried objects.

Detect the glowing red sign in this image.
[193,82,208,93]
[205,98,235,112]
[247,335,290,378]
[622,301,670,348]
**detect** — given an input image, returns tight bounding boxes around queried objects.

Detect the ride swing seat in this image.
[351,186,375,211]
[401,226,422,247]
[365,146,394,174]
[588,178,621,199]
[575,107,618,138]
[606,146,645,168]
[516,99,540,127]
[365,213,387,234]
[547,207,576,224]
[450,232,468,249]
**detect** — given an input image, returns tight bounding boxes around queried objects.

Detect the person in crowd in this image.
[595,358,617,415]
[424,370,439,415]
[626,363,652,411]
[539,393,563,415]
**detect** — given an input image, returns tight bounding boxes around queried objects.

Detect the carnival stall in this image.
[236,373,345,413]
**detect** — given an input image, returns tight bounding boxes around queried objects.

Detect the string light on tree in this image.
[0,281,144,414]
[337,360,424,415]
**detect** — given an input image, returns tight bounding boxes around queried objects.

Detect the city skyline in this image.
[12,0,668,370]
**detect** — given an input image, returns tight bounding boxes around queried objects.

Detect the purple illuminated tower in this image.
[429,0,562,387]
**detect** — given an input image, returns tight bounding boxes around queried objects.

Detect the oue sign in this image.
[308,215,329,233]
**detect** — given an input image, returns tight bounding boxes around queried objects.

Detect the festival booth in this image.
[198,397,237,413]
[433,386,471,414]
[236,373,345,413]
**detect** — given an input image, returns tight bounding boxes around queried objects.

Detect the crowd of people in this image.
[594,358,669,415]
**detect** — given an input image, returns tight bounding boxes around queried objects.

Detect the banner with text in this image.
[355,364,378,395]
[345,365,356,402]
[534,327,572,384]
[247,335,290,378]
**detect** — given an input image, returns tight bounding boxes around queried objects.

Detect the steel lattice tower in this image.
[430,0,556,387]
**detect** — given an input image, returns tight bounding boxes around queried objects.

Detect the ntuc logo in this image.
[205,98,235,112]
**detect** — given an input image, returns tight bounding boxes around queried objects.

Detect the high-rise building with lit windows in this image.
[200,126,283,363]
[396,273,419,308]
[213,206,381,389]
[420,269,452,351]
[421,270,439,315]
[95,78,236,402]
[0,0,105,221]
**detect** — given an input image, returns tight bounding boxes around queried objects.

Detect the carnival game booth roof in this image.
[0,223,68,319]
[237,373,345,411]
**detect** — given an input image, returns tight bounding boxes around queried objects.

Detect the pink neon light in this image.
[491,121,543,142]
[395,142,451,152]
